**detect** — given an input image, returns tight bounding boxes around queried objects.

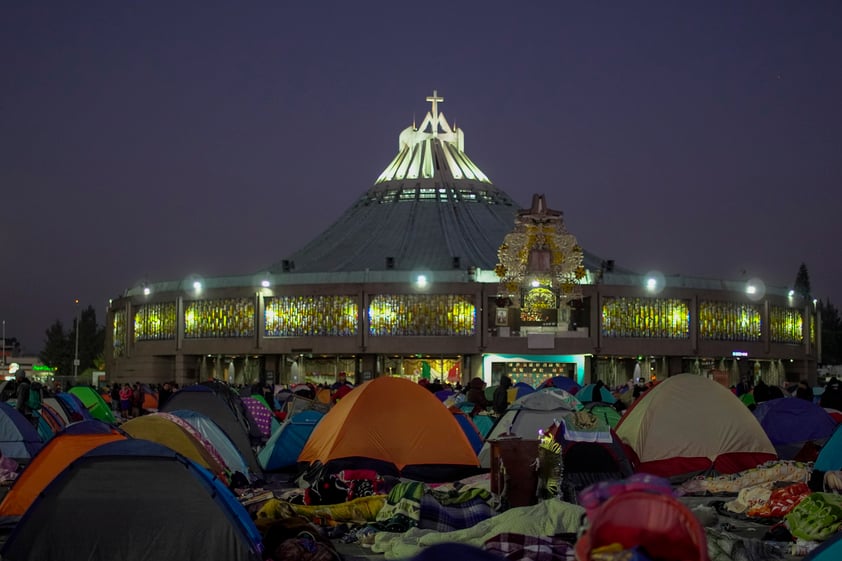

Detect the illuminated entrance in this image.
[482,353,585,387]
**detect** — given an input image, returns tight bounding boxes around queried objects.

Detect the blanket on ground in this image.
[257,496,387,525]
[419,494,494,532]
[484,533,575,561]
[677,461,811,496]
[371,499,585,560]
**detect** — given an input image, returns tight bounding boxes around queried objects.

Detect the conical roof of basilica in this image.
[271,92,604,274]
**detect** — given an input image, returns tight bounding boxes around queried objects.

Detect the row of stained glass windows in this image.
[699,301,762,342]
[113,309,126,357]
[770,306,803,344]
[601,297,690,339]
[265,296,358,337]
[127,295,805,343]
[368,294,476,336]
[134,302,177,342]
[184,298,255,339]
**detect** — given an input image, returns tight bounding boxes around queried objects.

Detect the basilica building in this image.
[105,92,818,389]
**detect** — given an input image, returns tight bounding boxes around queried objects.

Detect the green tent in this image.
[68,386,116,423]
[587,403,622,428]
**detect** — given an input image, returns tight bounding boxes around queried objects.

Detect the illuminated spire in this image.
[426,90,443,136]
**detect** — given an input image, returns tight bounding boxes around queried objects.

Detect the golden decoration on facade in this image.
[495,194,584,308]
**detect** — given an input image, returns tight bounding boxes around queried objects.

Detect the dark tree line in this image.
[794,263,841,365]
[40,305,105,378]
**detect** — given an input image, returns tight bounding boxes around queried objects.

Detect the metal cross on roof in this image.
[426,90,444,135]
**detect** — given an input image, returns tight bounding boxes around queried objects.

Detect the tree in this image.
[40,321,72,377]
[822,300,842,365]
[794,263,811,298]
[39,305,105,378]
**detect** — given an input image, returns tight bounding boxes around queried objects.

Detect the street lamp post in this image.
[73,299,80,377]
[1,320,5,367]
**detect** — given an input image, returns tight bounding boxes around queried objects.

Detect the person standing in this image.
[119,383,133,420]
[14,369,37,427]
[110,383,121,415]
[493,375,513,417]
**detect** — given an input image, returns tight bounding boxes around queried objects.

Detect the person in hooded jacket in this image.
[465,377,490,415]
[492,375,513,417]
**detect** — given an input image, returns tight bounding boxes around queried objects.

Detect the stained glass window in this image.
[770,306,803,344]
[113,309,126,357]
[699,301,762,341]
[134,302,177,342]
[184,298,255,339]
[264,296,358,337]
[369,294,476,336]
[601,297,690,339]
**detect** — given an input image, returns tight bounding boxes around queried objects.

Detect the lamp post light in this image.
[73,299,80,378]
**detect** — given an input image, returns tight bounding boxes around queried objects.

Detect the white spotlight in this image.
[416,275,428,288]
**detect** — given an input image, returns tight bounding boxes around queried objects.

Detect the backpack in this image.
[27,383,43,411]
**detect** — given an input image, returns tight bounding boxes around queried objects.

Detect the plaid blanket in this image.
[484,533,575,561]
[419,494,494,532]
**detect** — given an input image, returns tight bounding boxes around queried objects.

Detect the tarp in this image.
[0,439,263,561]
[478,388,582,468]
[0,420,126,525]
[258,409,323,471]
[299,376,479,480]
[68,386,116,423]
[616,374,776,480]
[753,397,837,459]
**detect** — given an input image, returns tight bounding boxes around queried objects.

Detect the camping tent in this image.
[478,388,583,468]
[615,374,777,480]
[168,409,252,481]
[539,376,581,394]
[258,409,324,471]
[577,384,617,404]
[121,414,228,481]
[0,402,42,462]
[451,410,484,455]
[299,376,479,481]
[0,439,263,561]
[68,386,116,423]
[160,384,263,476]
[753,397,837,460]
[56,392,93,422]
[0,420,126,526]
[585,402,622,428]
[512,382,536,400]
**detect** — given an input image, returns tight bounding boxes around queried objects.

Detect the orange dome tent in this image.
[298,376,479,481]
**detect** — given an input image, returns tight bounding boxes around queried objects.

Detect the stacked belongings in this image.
[547,409,633,504]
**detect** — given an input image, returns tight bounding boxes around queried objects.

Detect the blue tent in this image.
[452,411,483,454]
[513,382,536,400]
[753,397,837,460]
[0,402,43,462]
[472,414,495,438]
[258,409,324,471]
[56,392,94,422]
[815,423,842,472]
[577,384,617,404]
[805,530,842,561]
[2,439,263,561]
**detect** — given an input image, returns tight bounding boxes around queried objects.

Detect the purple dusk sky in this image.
[2,1,841,354]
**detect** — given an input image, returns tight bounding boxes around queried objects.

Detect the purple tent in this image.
[753,397,838,460]
[540,376,580,395]
[240,396,274,440]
